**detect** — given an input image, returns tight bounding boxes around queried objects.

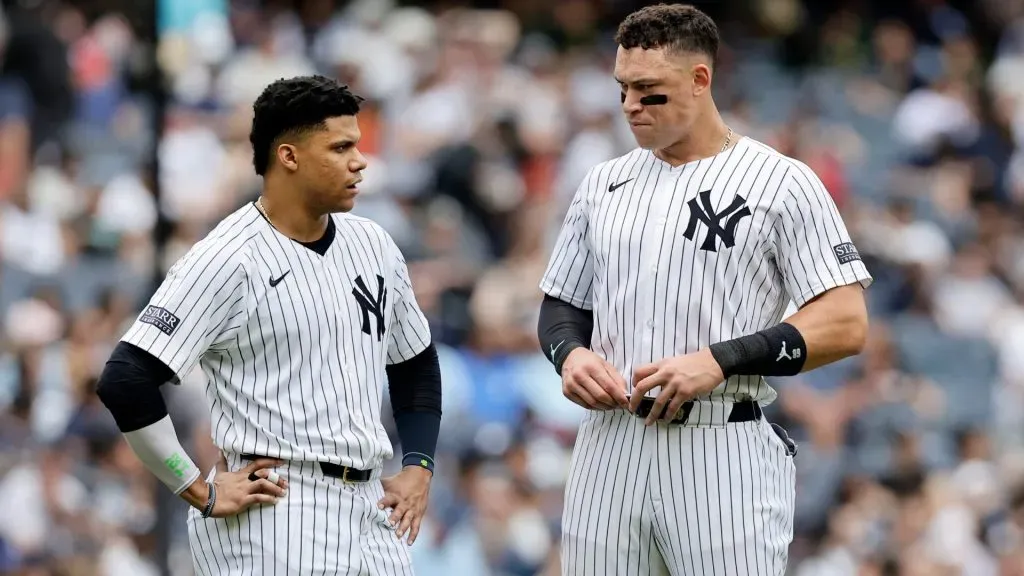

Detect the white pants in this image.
[560,406,796,576]
[186,456,413,575]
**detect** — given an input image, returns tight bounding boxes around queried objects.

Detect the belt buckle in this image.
[675,402,695,425]
[634,397,694,425]
[341,466,353,483]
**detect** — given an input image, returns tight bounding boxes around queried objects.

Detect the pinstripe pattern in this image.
[561,411,796,575]
[186,458,415,575]
[561,411,671,576]
[543,137,869,574]
[540,137,873,405]
[124,203,430,574]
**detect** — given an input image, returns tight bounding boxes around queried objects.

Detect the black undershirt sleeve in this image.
[386,343,442,471]
[96,341,177,433]
[537,294,593,374]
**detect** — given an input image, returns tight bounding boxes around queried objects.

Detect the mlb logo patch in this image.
[140,306,181,336]
[832,242,861,264]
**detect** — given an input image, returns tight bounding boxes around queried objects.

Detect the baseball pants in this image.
[186,455,413,575]
[560,402,796,576]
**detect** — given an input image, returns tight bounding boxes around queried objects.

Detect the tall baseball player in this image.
[538,5,872,575]
[96,75,441,575]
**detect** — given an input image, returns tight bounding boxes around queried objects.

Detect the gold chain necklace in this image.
[256,197,273,227]
[721,127,733,153]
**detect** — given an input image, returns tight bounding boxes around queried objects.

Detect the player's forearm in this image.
[386,343,442,473]
[122,415,203,495]
[709,284,867,377]
[179,476,211,508]
[538,294,594,374]
[97,342,209,504]
[781,284,869,371]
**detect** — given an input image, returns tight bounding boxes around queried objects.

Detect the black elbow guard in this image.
[96,342,176,432]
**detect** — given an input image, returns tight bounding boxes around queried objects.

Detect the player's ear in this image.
[692,63,712,96]
[276,144,299,172]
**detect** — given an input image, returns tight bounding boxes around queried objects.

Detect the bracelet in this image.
[201,482,217,518]
[402,452,435,474]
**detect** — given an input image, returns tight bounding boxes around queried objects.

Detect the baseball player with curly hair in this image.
[97,75,441,575]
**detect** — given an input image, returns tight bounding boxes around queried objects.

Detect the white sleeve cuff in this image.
[123,414,202,495]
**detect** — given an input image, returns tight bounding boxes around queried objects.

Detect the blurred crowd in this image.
[5,0,1024,574]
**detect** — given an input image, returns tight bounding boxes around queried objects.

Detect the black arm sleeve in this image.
[386,343,442,471]
[95,341,177,433]
[537,294,593,375]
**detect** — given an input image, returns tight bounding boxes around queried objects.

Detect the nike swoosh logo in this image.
[269,271,290,287]
[608,178,634,192]
[550,340,565,359]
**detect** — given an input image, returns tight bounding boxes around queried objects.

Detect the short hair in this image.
[614,4,720,67]
[249,75,365,176]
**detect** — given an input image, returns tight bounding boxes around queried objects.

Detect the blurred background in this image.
[3,0,1024,573]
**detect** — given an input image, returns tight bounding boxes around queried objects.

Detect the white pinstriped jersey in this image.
[122,203,431,471]
[540,136,873,408]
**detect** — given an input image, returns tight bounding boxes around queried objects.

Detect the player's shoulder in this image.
[739,137,819,182]
[167,204,263,277]
[198,203,266,252]
[332,212,391,241]
[593,147,649,172]
[331,212,400,254]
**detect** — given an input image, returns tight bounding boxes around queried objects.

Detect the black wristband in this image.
[709,322,807,378]
[402,452,435,474]
[201,482,216,518]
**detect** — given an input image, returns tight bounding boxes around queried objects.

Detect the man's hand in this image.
[378,466,432,545]
[181,458,288,518]
[629,349,725,425]
[561,348,629,410]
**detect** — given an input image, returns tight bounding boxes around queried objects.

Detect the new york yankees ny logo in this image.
[352,274,387,341]
[682,190,753,252]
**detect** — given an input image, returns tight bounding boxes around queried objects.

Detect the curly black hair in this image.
[614,4,719,67]
[249,75,365,176]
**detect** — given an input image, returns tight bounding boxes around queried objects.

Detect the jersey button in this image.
[646,319,655,328]
[651,265,658,274]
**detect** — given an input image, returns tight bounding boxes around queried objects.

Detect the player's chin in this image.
[331,191,359,212]
[630,126,659,149]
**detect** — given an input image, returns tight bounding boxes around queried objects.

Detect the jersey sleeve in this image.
[121,241,251,382]
[387,240,431,364]
[772,161,873,308]
[539,167,596,310]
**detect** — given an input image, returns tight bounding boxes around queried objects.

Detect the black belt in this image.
[632,399,762,424]
[239,453,373,483]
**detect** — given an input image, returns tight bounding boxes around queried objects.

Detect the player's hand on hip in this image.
[629,349,725,426]
[561,347,629,411]
[187,458,289,518]
[378,466,432,546]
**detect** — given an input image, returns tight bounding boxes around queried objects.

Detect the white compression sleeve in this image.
[122,414,201,495]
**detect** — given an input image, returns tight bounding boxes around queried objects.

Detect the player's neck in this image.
[257,193,329,243]
[654,111,734,167]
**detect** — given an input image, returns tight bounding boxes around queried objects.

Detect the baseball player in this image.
[537,5,872,575]
[96,75,441,575]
